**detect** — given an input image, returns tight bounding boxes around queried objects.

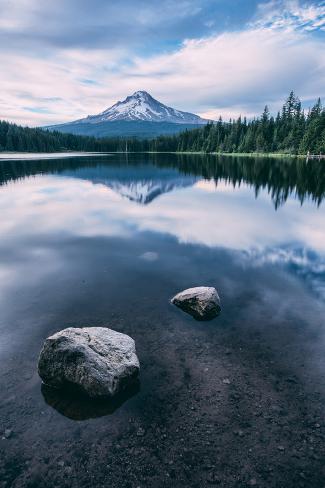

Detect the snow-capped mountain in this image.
[74,91,208,125]
[45,91,210,137]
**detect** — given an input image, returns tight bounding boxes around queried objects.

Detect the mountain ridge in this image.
[72,91,208,125]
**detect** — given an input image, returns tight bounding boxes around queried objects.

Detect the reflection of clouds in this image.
[139,252,159,262]
[240,246,325,301]
[1,174,325,251]
[0,176,132,239]
[0,245,62,349]
[0,247,61,292]
[1,172,325,260]
[194,179,237,193]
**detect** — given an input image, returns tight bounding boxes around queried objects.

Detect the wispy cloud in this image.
[252,0,325,32]
[22,107,53,114]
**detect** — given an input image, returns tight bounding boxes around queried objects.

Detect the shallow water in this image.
[0,153,324,487]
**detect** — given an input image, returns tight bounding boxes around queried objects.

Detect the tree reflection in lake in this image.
[0,153,324,208]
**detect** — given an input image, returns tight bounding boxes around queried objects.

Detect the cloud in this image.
[23,107,54,114]
[0,1,324,125]
[252,0,325,32]
[0,0,225,52]
[125,27,325,115]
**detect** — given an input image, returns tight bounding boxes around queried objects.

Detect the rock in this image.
[38,327,140,398]
[171,287,221,321]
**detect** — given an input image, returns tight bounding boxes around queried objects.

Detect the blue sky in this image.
[0,0,324,125]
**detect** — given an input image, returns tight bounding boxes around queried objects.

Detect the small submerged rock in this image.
[38,327,140,398]
[171,286,221,321]
[3,429,12,439]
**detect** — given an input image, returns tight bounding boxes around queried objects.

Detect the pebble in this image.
[249,479,257,486]
[207,472,221,484]
[277,445,285,451]
[3,429,12,439]
[222,379,231,385]
[136,427,146,437]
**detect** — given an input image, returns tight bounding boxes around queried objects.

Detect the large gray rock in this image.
[171,286,221,321]
[38,327,140,398]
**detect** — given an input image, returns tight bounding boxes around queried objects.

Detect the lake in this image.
[0,153,324,488]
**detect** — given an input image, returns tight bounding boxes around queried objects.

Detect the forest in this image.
[0,121,103,152]
[0,92,324,154]
[147,92,325,154]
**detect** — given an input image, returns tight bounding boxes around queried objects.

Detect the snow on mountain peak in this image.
[77,91,208,125]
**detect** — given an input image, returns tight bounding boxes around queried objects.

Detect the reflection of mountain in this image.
[0,154,324,209]
[241,245,325,301]
[61,166,199,204]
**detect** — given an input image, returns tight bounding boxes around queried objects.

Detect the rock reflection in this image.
[41,382,140,420]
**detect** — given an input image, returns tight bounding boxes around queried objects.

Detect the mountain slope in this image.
[77,91,208,124]
[45,91,209,138]
[45,120,204,139]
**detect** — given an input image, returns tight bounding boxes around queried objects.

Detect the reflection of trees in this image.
[160,154,325,209]
[1,154,324,209]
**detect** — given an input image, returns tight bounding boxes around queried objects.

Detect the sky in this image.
[0,0,324,126]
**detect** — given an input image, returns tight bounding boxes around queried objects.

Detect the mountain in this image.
[45,91,209,138]
[61,165,199,204]
[75,91,208,124]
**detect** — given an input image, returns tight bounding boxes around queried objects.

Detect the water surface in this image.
[0,154,324,488]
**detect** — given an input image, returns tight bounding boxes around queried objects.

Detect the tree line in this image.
[0,92,324,154]
[146,92,325,154]
[0,121,105,152]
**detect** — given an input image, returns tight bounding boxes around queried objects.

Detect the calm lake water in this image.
[0,153,325,488]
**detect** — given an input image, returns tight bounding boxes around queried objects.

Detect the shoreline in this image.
[0,150,307,160]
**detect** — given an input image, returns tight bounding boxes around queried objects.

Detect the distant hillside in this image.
[46,120,204,139]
